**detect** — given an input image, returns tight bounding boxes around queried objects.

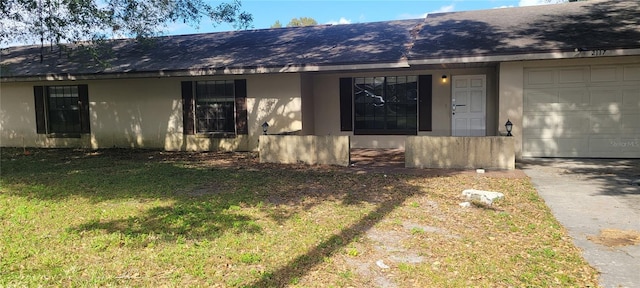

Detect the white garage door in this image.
[523,64,640,158]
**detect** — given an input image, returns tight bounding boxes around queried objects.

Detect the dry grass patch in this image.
[0,148,598,287]
[588,229,640,247]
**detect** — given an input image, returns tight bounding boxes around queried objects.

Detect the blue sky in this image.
[168,0,555,35]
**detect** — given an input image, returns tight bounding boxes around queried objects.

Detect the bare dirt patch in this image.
[588,229,640,247]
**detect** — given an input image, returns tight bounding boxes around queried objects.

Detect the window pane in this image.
[353,76,418,134]
[195,80,236,133]
[47,86,81,133]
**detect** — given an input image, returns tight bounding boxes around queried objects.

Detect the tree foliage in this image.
[0,0,253,47]
[269,17,317,29]
[286,17,317,27]
[270,20,282,29]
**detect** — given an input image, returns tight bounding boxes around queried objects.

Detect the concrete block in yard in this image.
[462,189,505,205]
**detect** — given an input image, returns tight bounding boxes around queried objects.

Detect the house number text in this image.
[590,49,607,56]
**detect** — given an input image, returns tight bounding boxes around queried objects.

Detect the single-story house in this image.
[1,0,639,159]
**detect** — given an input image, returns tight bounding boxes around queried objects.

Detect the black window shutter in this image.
[418,75,433,131]
[78,84,90,134]
[181,81,195,135]
[234,79,248,135]
[339,78,353,131]
[34,86,46,134]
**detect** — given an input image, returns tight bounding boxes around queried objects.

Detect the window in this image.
[340,75,431,135]
[47,86,81,133]
[181,79,248,136]
[34,85,90,136]
[353,76,418,134]
[196,80,236,133]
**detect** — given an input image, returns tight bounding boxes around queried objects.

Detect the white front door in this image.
[452,75,486,136]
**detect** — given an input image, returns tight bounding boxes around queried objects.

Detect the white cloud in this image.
[398,4,455,19]
[326,17,351,25]
[519,0,563,6]
[432,4,455,13]
[398,12,428,19]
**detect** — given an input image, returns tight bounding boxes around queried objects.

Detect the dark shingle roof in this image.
[1,0,639,80]
[0,19,421,78]
[410,0,640,59]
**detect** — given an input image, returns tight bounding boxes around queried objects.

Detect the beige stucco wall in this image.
[498,55,640,159]
[310,67,498,149]
[498,62,524,159]
[406,136,515,170]
[0,73,303,151]
[88,78,180,149]
[259,135,350,166]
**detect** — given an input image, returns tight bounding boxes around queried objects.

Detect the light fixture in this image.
[505,119,513,136]
[441,75,448,84]
[261,121,269,135]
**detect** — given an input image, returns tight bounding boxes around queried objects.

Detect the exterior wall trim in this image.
[5,49,639,83]
[408,48,640,66]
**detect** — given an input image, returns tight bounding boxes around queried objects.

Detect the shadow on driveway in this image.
[519,158,640,288]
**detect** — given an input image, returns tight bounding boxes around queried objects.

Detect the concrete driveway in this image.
[520,159,640,288]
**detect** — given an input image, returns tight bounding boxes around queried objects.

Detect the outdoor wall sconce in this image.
[441,75,448,84]
[261,121,269,135]
[505,119,513,136]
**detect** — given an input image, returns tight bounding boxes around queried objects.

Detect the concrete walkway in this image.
[520,159,640,288]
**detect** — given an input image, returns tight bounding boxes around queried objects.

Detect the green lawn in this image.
[0,148,598,287]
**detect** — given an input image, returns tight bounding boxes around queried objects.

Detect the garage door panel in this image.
[589,112,640,132]
[524,128,589,139]
[556,138,589,153]
[523,138,588,156]
[525,89,589,108]
[590,113,622,133]
[590,137,617,152]
[559,89,589,104]
[623,112,640,128]
[526,103,592,112]
[525,110,588,125]
[524,90,557,107]
[526,70,555,86]
[622,90,640,109]
[561,112,590,132]
[523,138,558,155]
[523,114,559,130]
[524,64,640,158]
[589,89,622,107]
[524,128,565,139]
[559,67,588,84]
[623,65,640,81]
[591,66,619,82]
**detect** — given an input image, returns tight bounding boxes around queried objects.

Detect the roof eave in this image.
[0,60,412,82]
[3,48,640,82]
[407,48,640,66]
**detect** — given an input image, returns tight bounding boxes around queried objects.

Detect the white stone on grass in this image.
[462,189,505,206]
[459,202,471,208]
[376,259,390,269]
